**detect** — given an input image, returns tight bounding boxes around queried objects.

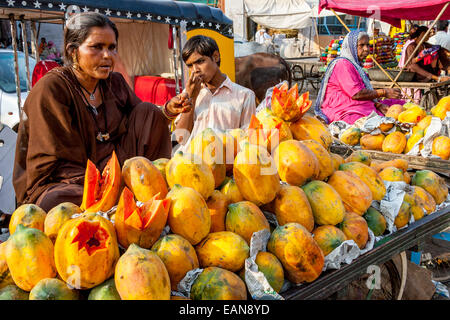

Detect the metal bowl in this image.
[367,68,415,82]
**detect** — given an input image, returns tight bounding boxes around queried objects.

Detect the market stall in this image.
[1,80,449,301]
[0,1,449,302]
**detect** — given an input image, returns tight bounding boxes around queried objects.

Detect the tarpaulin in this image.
[319,0,450,28]
[244,0,314,29]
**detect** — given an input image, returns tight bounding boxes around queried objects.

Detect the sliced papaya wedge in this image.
[80,151,122,213]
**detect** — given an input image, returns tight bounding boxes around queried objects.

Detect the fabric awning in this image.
[244,0,314,29]
[319,0,450,28]
[0,0,233,37]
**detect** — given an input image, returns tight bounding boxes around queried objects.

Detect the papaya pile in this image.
[0,85,448,301]
[338,97,450,160]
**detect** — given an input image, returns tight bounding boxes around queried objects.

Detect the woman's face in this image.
[75,26,117,80]
[357,35,370,62]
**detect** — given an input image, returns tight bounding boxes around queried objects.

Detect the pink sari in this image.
[321,59,383,124]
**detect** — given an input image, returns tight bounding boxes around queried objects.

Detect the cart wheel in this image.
[331,256,405,300]
[310,65,319,78]
[309,65,324,91]
[291,64,305,92]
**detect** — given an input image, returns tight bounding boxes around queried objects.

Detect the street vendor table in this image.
[371,79,450,111]
[284,56,326,92]
[282,204,450,300]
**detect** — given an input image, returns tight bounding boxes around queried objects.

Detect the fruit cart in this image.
[284,56,326,92]
[1,78,449,301]
[282,203,450,300]
[319,0,450,109]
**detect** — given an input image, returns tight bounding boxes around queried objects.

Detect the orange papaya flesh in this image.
[122,188,169,231]
[71,221,109,256]
[139,196,170,230]
[82,160,101,210]
[248,115,268,146]
[300,99,312,115]
[81,151,121,212]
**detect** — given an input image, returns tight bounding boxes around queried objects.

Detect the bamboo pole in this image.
[313,17,321,53]
[20,17,31,91]
[330,9,350,32]
[370,55,414,102]
[30,21,39,63]
[389,1,450,88]
[177,26,185,91]
[9,14,22,120]
[172,25,180,95]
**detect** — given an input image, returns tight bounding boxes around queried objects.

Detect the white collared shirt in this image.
[428,30,450,51]
[176,76,256,153]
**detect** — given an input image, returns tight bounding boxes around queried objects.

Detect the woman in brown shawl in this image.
[13,12,191,212]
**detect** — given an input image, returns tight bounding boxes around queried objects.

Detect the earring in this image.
[72,54,79,70]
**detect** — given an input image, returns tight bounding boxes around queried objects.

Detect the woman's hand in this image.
[383,88,402,99]
[166,92,193,115]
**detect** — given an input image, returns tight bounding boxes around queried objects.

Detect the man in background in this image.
[38,37,46,56]
[428,20,450,51]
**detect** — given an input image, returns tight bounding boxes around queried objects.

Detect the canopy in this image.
[244,0,314,29]
[0,0,233,37]
[305,0,344,18]
[242,0,344,30]
[319,0,450,28]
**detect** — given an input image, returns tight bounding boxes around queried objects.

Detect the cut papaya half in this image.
[279,82,289,94]
[115,187,171,248]
[80,151,122,213]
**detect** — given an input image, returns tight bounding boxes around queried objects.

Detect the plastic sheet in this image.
[243,229,284,300]
[322,228,375,270]
[176,268,204,299]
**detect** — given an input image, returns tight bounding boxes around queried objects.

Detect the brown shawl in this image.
[13,66,152,205]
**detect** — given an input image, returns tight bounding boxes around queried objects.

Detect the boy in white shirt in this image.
[173,35,256,152]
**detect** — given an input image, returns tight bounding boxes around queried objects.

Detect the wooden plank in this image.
[330,144,450,176]
[370,80,450,89]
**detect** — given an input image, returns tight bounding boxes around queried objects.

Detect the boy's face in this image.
[185,50,220,84]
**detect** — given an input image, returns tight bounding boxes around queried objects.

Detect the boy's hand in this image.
[185,71,202,100]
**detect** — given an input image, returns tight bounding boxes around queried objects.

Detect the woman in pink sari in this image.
[315,30,403,125]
